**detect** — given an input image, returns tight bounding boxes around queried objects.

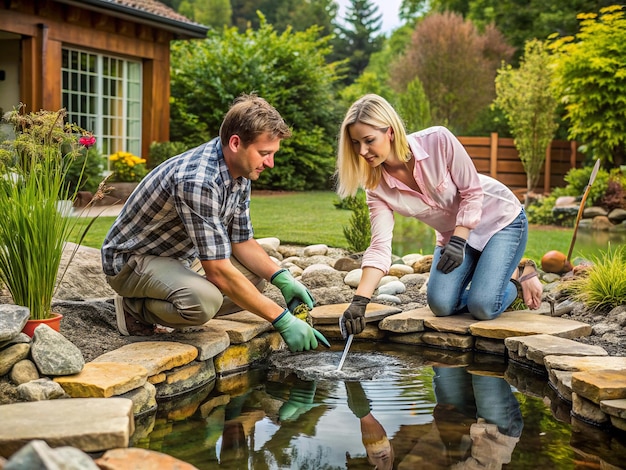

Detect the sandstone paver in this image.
[470,312,591,339]
[91,341,198,376]
[54,362,148,398]
[0,398,134,458]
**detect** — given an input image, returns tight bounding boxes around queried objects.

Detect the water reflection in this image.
[136,345,626,469]
[345,381,394,470]
[429,367,522,469]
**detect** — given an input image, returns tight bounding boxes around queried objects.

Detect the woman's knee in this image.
[427,290,456,317]
[467,298,501,321]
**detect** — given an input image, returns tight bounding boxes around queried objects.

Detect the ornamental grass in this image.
[0,106,99,320]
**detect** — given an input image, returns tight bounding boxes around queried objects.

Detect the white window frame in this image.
[61,47,142,171]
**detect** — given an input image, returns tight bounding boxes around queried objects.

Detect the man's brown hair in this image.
[219,93,292,147]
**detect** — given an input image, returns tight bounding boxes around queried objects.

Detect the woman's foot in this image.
[511,259,543,310]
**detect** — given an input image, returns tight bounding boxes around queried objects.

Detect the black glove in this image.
[340,295,370,338]
[346,381,371,419]
[436,236,466,274]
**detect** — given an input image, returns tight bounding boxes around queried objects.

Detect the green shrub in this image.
[342,192,371,252]
[334,190,365,211]
[64,146,103,194]
[148,141,188,170]
[569,245,626,312]
[563,165,609,206]
[169,19,342,191]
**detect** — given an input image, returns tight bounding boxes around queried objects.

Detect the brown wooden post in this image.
[570,141,577,169]
[544,143,552,194]
[490,132,498,178]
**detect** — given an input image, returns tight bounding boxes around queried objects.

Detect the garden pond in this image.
[132,342,626,469]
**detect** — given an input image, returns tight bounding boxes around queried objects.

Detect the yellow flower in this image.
[108,151,147,182]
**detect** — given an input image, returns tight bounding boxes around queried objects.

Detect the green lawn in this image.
[74,190,616,264]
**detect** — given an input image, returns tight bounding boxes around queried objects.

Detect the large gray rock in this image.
[0,305,30,343]
[55,243,115,300]
[31,325,85,376]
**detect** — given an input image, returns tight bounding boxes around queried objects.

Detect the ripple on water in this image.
[268,350,407,382]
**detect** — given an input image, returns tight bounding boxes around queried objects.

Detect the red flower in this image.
[79,135,96,148]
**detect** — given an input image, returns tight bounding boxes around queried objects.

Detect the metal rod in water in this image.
[336,334,354,371]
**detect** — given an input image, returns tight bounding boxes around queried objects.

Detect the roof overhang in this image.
[54,0,209,39]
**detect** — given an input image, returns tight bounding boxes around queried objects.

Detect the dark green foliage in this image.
[341,191,371,252]
[563,165,609,206]
[231,0,337,37]
[170,19,342,190]
[331,0,384,85]
[431,0,620,63]
[334,191,365,210]
[147,141,189,170]
[549,6,626,167]
[64,147,103,194]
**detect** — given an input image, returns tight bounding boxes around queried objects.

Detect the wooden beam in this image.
[489,132,498,178]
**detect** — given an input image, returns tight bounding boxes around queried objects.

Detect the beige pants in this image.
[106,255,265,328]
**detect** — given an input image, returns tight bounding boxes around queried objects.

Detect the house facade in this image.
[0,0,208,160]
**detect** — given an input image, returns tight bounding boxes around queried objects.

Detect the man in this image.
[101,94,329,352]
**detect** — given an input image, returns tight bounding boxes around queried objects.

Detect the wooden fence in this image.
[459,133,582,200]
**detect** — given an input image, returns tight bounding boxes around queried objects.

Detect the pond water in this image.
[391,215,626,260]
[132,342,626,469]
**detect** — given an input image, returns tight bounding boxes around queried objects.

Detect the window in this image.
[62,48,142,170]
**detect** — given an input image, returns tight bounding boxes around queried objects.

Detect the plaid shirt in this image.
[101,138,253,276]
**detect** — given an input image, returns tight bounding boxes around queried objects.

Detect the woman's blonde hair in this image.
[335,94,410,198]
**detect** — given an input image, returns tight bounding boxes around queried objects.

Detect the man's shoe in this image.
[114,295,155,336]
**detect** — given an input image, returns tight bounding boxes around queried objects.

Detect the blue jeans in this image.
[427,210,527,320]
[433,366,523,438]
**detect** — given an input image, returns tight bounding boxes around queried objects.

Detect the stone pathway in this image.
[1,302,626,468]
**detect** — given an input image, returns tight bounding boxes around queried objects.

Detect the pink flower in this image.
[79,135,96,148]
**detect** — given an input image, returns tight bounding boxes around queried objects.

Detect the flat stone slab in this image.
[202,311,272,344]
[544,355,626,374]
[213,335,275,375]
[425,313,477,334]
[471,312,592,340]
[505,334,608,367]
[421,331,474,351]
[378,306,434,333]
[600,399,626,419]
[160,328,230,361]
[92,341,198,376]
[311,303,401,325]
[0,398,133,458]
[572,370,626,404]
[95,448,198,470]
[551,369,574,402]
[54,362,148,398]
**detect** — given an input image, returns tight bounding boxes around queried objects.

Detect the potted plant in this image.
[0,105,100,335]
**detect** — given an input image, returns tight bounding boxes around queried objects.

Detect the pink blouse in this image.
[362,126,522,274]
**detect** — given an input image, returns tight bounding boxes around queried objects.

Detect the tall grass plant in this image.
[0,107,97,320]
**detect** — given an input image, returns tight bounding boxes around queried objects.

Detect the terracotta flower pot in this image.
[22,312,63,337]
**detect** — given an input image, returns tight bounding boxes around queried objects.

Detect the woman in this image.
[335,94,543,336]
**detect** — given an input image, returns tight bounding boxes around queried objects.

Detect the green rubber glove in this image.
[271,269,315,310]
[346,381,371,419]
[273,309,330,351]
[279,380,317,422]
